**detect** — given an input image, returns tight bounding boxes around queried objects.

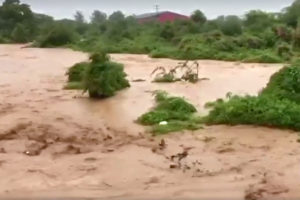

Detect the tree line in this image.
[1,0,300,62]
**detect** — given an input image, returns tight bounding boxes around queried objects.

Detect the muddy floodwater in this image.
[0,44,299,200]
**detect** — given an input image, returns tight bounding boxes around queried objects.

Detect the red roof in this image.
[136,11,189,23]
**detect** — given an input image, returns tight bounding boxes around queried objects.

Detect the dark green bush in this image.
[219,15,243,36]
[11,23,30,43]
[214,38,237,52]
[204,95,300,131]
[66,62,89,82]
[83,53,130,98]
[236,35,265,49]
[38,24,75,47]
[277,43,292,60]
[261,65,300,102]
[204,64,300,131]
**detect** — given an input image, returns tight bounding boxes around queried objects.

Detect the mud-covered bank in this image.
[0,45,299,200]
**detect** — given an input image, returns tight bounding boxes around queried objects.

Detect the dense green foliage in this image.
[2,0,300,63]
[65,52,130,98]
[84,58,130,98]
[260,65,300,102]
[66,62,89,82]
[205,95,300,130]
[204,64,300,131]
[138,91,202,134]
[36,24,75,47]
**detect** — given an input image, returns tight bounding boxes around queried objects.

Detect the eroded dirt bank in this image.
[0,45,299,200]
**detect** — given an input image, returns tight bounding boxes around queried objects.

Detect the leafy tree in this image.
[293,19,300,50]
[218,15,242,36]
[106,11,127,41]
[11,23,29,43]
[191,10,207,25]
[73,11,88,35]
[108,11,125,22]
[282,0,300,27]
[74,11,85,23]
[3,0,20,6]
[160,23,175,40]
[91,10,107,25]
[0,0,34,37]
[244,10,276,32]
[37,24,75,47]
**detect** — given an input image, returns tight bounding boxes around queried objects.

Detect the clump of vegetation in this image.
[204,95,300,131]
[64,62,89,90]
[65,52,130,97]
[37,24,75,47]
[204,64,300,131]
[260,65,300,102]
[11,23,30,43]
[67,62,89,82]
[83,52,130,98]
[137,91,202,134]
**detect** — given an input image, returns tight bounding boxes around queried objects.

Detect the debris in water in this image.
[159,121,168,126]
[132,79,146,82]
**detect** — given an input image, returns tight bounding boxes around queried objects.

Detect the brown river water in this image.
[0,44,299,200]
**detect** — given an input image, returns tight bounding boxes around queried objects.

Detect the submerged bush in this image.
[138,91,202,134]
[64,52,130,97]
[66,62,89,82]
[204,63,300,131]
[83,53,130,98]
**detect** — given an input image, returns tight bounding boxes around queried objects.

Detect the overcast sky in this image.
[1,0,295,20]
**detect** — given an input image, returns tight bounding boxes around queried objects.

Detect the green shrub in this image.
[38,24,75,47]
[219,15,243,36]
[11,24,30,43]
[83,53,130,98]
[66,62,89,82]
[204,95,300,131]
[277,43,292,60]
[214,38,237,52]
[204,63,300,131]
[236,35,265,49]
[137,91,201,134]
[261,65,300,102]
